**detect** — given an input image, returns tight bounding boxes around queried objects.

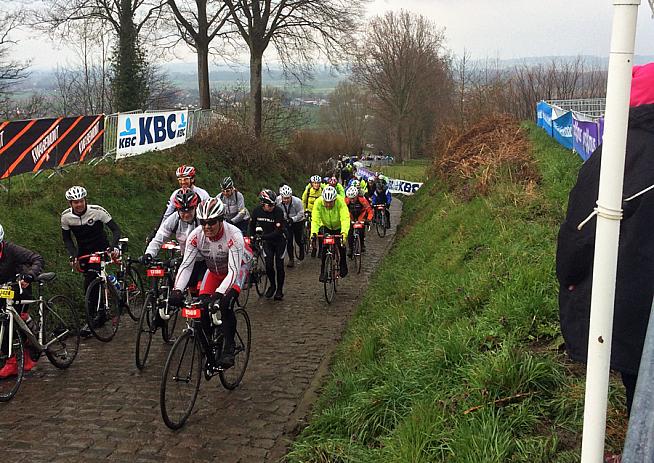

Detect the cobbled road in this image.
[0,201,402,463]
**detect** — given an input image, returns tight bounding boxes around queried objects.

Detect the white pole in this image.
[581,1,640,462]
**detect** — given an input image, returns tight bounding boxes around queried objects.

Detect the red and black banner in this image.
[0,115,104,179]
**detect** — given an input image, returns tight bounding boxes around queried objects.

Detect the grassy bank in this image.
[0,138,307,304]
[287,123,628,462]
[380,159,430,183]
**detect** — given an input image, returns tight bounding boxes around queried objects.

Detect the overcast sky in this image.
[8,0,654,69]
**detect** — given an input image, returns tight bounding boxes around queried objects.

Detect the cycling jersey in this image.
[371,189,392,206]
[145,212,199,258]
[249,205,286,242]
[276,196,305,223]
[61,204,121,257]
[345,196,373,222]
[302,183,323,212]
[217,190,250,225]
[174,223,252,294]
[311,196,350,238]
[162,186,211,222]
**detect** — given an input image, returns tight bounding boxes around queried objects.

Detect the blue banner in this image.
[552,110,573,150]
[572,115,600,161]
[539,102,553,136]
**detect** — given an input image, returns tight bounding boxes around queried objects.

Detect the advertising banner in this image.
[116,110,189,158]
[572,115,600,161]
[539,102,553,136]
[387,178,423,195]
[552,108,573,150]
[0,115,104,179]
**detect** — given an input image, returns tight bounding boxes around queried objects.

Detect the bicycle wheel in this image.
[323,253,335,304]
[44,295,80,369]
[376,210,387,237]
[161,306,180,344]
[254,254,269,297]
[219,308,251,390]
[125,266,145,321]
[84,278,121,342]
[353,234,362,274]
[160,330,202,430]
[135,293,155,370]
[303,227,311,255]
[237,272,251,308]
[0,324,25,402]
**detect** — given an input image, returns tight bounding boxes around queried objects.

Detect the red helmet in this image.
[176,165,196,178]
[328,177,338,186]
[173,188,200,211]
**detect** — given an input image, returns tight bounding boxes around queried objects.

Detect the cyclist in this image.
[161,165,211,223]
[249,190,286,300]
[302,175,324,258]
[344,185,373,255]
[311,186,350,281]
[276,185,305,267]
[168,199,251,369]
[0,224,44,377]
[371,181,392,229]
[217,176,250,234]
[142,189,206,327]
[61,186,121,337]
[326,176,345,198]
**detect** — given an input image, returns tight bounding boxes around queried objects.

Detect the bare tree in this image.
[352,10,452,160]
[164,0,230,109]
[0,9,30,113]
[320,80,370,154]
[221,0,365,138]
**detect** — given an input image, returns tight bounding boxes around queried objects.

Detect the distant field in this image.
[379,159,430,182]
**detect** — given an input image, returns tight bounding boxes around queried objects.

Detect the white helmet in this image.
[0,224,4,242]
[279,185,293,198]
[322,186,337,202]
[65,186,87,201]
[197,198,226,220]
[310,175,321,183]
[346,186,359,199]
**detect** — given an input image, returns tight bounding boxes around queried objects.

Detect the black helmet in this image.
[222,176,234,190]
[259,189,276,206]
[173,188,200,212]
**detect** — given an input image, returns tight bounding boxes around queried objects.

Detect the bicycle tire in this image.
[160,330,202,430]
[0,325,25,402]
[237,272,251,308]
[135,293,155,370]
[323,253,335,304]
[254,254,269,297]
[376,210,386,237]
[354,234,362,274]
[125,266,145,321]
[161,307,180,344]
[303,226,311,255]
[219,308,251,390]
[44,295,80,369]
[84,278,120,342]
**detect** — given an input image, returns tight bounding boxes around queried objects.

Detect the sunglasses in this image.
[199,218,222,226]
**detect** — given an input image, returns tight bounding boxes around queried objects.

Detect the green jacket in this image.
[311,196,351,238]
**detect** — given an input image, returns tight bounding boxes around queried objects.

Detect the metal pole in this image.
[581,1,640,462]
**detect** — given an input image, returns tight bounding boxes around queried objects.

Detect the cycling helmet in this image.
[221,176,234,190]
[196,198,225,220]
[0,224,4,242]
[322,186,337,202]
[279,185,293,198]
[65,186,87,201]
[328,177,338,186]
[259,189,277,206]
[176,165,196,178]
[346,185,358,199]
[310,175,321,183]
[173,188,200,212]
[351,179,360,188]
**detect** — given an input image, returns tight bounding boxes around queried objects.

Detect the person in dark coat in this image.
[557,63,654,418]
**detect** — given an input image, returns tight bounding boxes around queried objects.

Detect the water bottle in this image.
[107,274,121,291]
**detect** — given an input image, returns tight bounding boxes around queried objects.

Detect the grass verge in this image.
[286,123,628,462]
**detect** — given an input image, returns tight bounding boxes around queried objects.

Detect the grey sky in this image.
[8,0,654,69]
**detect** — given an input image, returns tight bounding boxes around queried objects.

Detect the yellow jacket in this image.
[311,196,351,238]
[302,183,323,212]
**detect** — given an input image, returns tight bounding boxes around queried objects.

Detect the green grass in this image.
[286,123,628,462]
[0,140,307,306]
[380,159,430,183]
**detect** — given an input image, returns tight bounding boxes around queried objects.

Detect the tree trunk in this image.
[197,42,211,109]
[250,50,263,138]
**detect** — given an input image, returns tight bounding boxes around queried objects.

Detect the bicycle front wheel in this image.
[85,278,121,342]
[353,234,362,274]
[161,306,180,344]
[0,324,25,402]
[254,254,269,297]
[219,308,252,390]
[160,330,203,430]
[376,211,386,237]
[44,295,80,369]
[237,272,251,308]
[323,253,335,304]
[125,266,145,321]
[135,293,155,370]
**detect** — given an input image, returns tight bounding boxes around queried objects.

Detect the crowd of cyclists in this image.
[0,159,393,379]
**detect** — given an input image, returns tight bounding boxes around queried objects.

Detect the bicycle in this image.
[243,230,268,301]
[319,233,342,304]
[374,204,388,237]
[0,273,80,401]
[159,298,251,429]
[302,211,312,257]
[80,238,144,342]
[135,244,182,370]
[350,221,365,274]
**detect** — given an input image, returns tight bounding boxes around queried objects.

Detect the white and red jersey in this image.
[174,222,252,294]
